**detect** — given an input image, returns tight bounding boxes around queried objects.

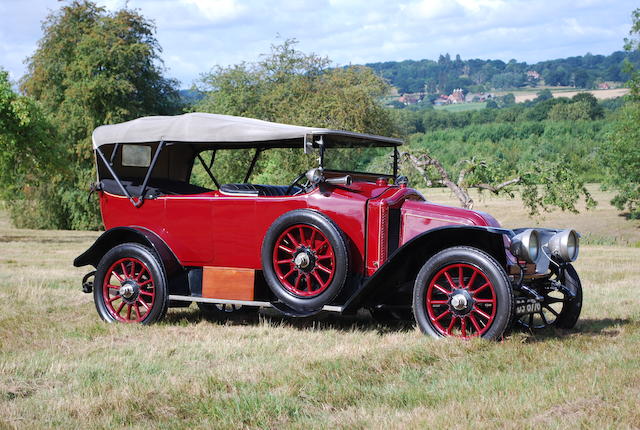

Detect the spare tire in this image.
[261,209,348,311]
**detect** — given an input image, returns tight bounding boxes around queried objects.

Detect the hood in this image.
[399,200,502,245]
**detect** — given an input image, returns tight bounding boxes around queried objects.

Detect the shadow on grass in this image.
[164,307,636,339]
[516,317,635,343]
[163,306,415,334]
[618,211,640,222]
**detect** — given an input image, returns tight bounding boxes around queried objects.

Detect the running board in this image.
[168,295,344,313]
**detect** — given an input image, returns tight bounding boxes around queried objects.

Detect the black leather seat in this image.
[219,183,299,197]
[100,178,211,197]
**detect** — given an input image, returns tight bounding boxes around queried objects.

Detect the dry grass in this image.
[1,189,639,429]
[503,88,630,103]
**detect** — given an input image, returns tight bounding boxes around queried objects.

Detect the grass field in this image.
[1,187,639,429]
[491,88,630,104]
[433,102,486,112]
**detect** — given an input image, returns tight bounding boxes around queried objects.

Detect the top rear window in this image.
[122,145,151,167]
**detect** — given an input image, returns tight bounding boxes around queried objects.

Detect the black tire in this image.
[197,302,258,316]
[412,246,513,340]
[555,265,582,328]
[261,209,348,312]
[516,264,582,330]
[94,243,168,324]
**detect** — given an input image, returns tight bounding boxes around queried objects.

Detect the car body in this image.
[74,113,583,339]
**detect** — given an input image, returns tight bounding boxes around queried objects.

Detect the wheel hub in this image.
[451,293,468,310]
[293,248,317,273]
[119,281,139,303]
[294,252,311,268]
[449,289,474,315]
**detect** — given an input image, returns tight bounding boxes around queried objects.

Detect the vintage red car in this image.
[74,113,583,339]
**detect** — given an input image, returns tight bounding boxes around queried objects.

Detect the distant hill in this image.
[365,51,640,94]
[179,89,205,106]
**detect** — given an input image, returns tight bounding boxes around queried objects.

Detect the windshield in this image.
[188,144,398,189]
[323,145,397,176]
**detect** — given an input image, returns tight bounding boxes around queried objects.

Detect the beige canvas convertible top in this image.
[92,112,403,149]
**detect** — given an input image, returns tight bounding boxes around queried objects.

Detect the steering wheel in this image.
[285,172,309,196]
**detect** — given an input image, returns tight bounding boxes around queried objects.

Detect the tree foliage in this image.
[0,70,66,227]
[402,151,595,216]
[367,51,640,94]
[17,0,181,229]
[603,8,640,219]
[195,39,398,185]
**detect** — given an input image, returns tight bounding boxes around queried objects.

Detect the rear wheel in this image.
[94,243,168,324]
[413,246,513,340]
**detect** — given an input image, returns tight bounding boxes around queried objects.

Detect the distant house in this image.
[464,92,494,103]
[398,92,424,105]
[526,70,541,80]
[597,82,610,90]
[449,88,465,104]
[434,95,450,106]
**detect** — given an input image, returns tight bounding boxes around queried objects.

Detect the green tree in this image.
[624,8,640,96]
[547,99,599,121]
[402,151,595,216]
[20,0,181,229]
[195,39,398,185]
[0,69,65,227]
[606,103,640,217]
[603,8,640,218]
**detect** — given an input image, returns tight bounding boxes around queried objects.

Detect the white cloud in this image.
[181,0,247,23]
[0,0,637,86]
[403,0,465,20]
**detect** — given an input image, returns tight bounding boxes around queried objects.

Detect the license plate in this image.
[515,297,542,315]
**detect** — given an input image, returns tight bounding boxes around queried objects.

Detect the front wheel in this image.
[94,243,168,324]
[412,246,513,340]
[516,264,582,330]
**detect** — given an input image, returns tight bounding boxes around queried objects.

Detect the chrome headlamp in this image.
[547,229,580,262]
[305,167,324,184]
[510,229,540,263]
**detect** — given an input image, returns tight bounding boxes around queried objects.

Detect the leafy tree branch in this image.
[401,150,596,215]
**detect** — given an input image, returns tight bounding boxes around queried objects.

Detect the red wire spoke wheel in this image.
[413,246,513,340]
[273,224,336,297]
[262,209,348,313]
[425,263,497,338]
[94,243,168,324]
[101,257,156,323]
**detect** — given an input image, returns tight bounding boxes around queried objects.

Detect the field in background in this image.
[433,102,486,112]
[1,187,639,429]
[494,88,631,103]
[425,184,640,246]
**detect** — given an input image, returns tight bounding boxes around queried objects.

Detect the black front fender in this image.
[343,225,512,312]
[73,226,182,278]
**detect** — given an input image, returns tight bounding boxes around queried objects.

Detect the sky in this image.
[0,0,637,88]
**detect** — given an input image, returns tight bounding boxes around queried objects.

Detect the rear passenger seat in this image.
[219,183,299,197]
[100,178,211,197]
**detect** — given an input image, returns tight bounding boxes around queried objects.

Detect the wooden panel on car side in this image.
[202,267,255,301]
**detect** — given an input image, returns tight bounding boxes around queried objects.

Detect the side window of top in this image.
[122,145,151,167]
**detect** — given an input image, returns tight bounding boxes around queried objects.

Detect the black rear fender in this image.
[344,226,509,312]
[73,227,187,295]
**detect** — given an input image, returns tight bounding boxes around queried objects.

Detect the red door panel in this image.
[163,196,215,264]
